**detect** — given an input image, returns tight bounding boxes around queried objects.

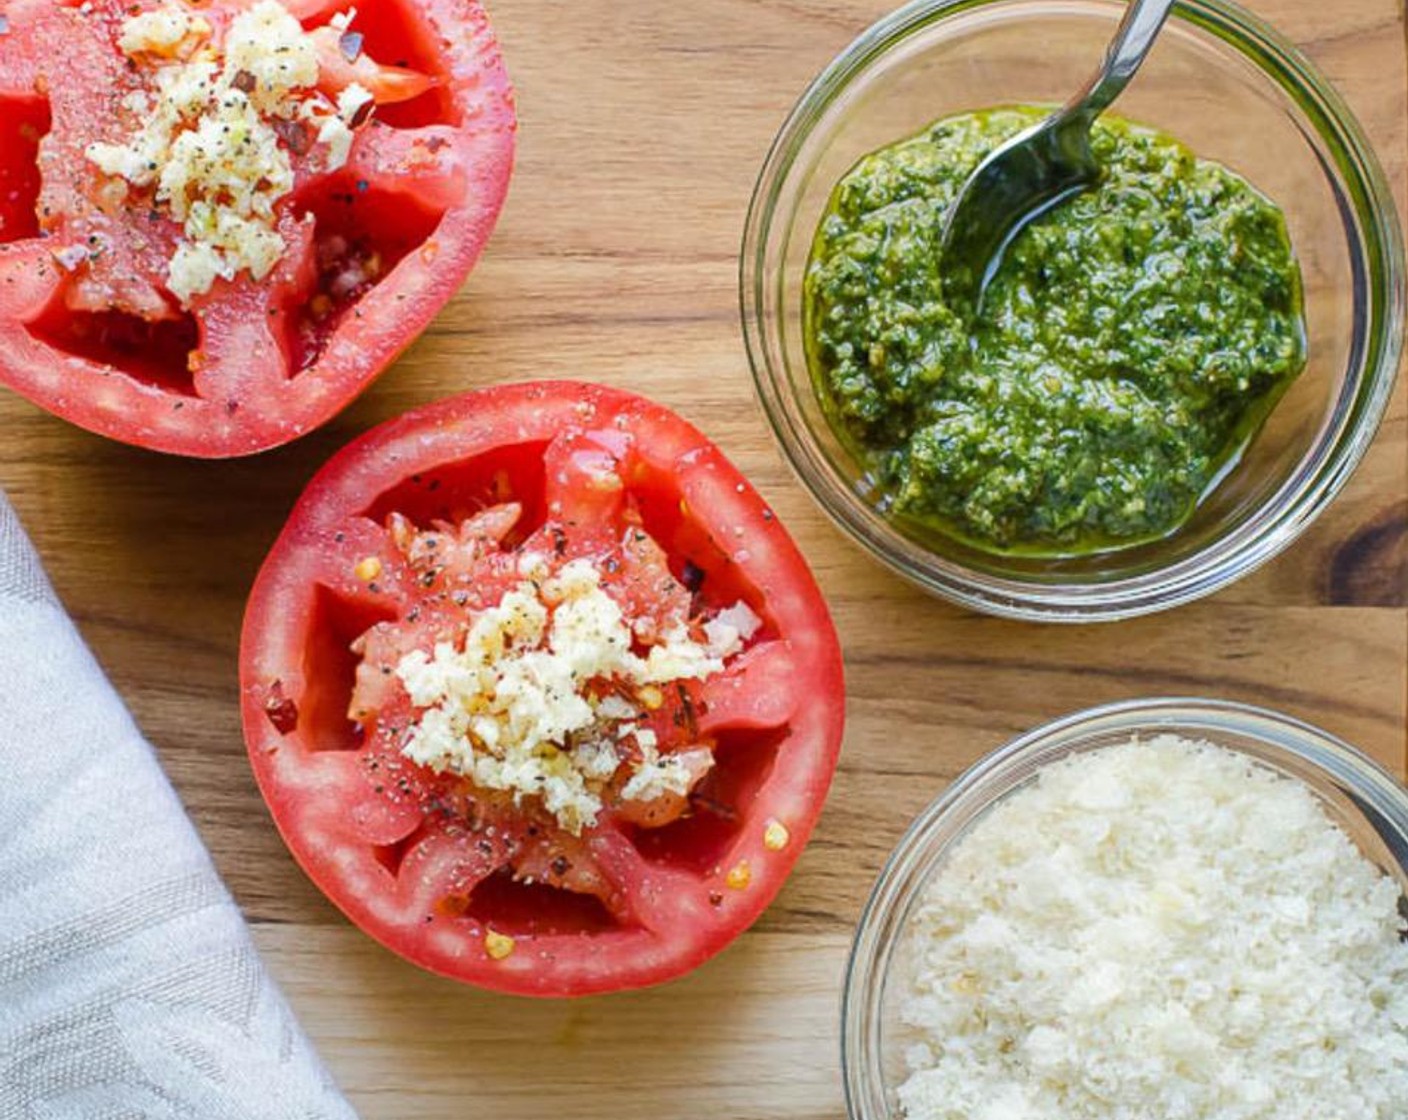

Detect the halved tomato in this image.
[240,382,846,995]
[0,0,514,456]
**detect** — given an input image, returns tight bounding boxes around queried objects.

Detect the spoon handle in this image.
[1070,0,1177,121]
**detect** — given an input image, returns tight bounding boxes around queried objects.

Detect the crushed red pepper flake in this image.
[264,680,299,733]
[271,116,312,156]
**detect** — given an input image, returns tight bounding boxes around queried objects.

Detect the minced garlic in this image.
[221,0,319,112]
[118,6,211,58]
[85,1,374,306]
[395,557,758,834]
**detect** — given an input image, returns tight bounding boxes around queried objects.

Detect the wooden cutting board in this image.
[3,1,1404,1116]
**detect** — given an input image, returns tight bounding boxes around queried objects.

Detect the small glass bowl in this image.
[741,0,1405,621]
[841,697,1408,1119]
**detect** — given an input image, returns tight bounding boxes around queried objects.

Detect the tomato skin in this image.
[240,382,846,996]
[0,0,515,457]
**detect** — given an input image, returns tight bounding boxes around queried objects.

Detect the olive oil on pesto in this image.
[804,107,1306,556]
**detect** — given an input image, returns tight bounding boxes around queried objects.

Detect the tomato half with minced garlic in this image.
[0,0,514,456]
[240,383,846,996]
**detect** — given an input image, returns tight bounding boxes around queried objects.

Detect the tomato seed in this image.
[354,556,382,582]
[485,930,516,960]
[764,820,791,851]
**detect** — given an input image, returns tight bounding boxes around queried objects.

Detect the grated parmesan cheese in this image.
[898,736,1408,1120]
[85,2,374,306]
[395,558,746,834]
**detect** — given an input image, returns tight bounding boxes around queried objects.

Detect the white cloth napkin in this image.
[0,496,357,1119]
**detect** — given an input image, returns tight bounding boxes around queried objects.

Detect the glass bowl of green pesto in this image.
[742,0,1404,621]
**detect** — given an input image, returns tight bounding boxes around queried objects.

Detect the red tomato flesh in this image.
[240,383,846,996]
[0,0,514,456]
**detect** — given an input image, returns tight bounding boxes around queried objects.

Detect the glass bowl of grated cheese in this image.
[842,698,1408,1120]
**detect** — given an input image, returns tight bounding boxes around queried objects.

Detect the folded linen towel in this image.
[0,495,357,1119]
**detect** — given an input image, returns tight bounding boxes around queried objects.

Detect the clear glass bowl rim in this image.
[741,0,1406,622]
[839,695,1408,1120]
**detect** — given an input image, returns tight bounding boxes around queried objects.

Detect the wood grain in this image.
[1,1,1404,1116]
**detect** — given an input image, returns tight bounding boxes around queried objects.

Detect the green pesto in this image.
[804,107,1306,556]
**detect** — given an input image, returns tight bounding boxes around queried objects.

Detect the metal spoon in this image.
[939,0,1177,309]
